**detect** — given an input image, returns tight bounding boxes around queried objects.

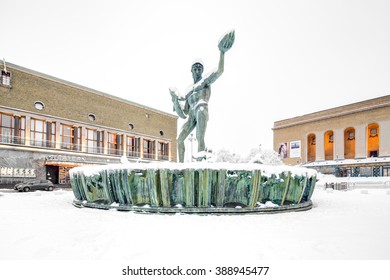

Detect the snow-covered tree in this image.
[245,148,283,165]
[215,148,242,163]
[213,147,283,165]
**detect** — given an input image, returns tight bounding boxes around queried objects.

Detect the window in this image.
[360,167,372,177]
[344,128,355,159]
[1,113,13,143]
[307,133,316,162]
[86,129,103,154]
[15,115,26,145]
[31,119,44,147]
[34,101,45,110]
[373,166,381,177]
[324,130,334,160]
[108,132,123,155]
[30,119,56,148]
[158,141,169,160]
[367,123,379,158]
[60,124,81,151]
[0,112,25,145]
[88,113,96,121]
[143,138,155,159]
[127,136,140,157]
[0,70,12,87]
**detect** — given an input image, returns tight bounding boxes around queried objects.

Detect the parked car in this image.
[14,179,54,192]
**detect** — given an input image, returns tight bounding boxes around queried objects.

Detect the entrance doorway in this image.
[46,165,59,184]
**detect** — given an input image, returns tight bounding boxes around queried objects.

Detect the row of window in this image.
[306,123,380,162]
[0,112,170,161]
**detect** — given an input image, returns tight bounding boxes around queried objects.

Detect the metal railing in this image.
[1,134,170,161]
[324,180,390,190]
[325,182,352,191]
[0,134,24,145]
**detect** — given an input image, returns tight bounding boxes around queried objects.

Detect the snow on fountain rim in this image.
[69,161,317,179]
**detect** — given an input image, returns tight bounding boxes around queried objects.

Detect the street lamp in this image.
[188,133,196,162]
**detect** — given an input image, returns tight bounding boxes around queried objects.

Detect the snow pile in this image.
[1,185,390,261]
[256,201,280,208]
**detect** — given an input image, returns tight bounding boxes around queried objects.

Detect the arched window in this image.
[324,130,334,160]
[307,133,316,162]
[367,123,379,157]
[344,127,355,159]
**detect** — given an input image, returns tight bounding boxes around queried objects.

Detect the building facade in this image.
[0,61,177,187]
[273,95,390,177]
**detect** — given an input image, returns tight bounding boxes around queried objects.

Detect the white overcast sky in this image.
[2,0,390,156]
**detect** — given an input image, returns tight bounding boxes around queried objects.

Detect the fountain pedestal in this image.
[70,162,317,215]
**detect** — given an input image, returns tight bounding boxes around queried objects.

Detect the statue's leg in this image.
[177,117,196,162]
[196,107,209,152]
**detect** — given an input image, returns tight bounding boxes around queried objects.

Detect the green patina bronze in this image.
[170,30,235,162]
[70,163,317,214]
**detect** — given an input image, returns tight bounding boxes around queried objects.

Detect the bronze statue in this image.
[170,30,235,162]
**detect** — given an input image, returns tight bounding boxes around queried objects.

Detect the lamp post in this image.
[188,133,196,162]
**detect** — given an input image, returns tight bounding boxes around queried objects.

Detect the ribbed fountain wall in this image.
[70,163,317,214]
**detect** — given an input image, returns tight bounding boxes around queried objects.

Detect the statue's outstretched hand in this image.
[218,30,235,53]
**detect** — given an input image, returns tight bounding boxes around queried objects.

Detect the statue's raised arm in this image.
[205,30,235,85]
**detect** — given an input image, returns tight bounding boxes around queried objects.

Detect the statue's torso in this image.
[187,82,211,111]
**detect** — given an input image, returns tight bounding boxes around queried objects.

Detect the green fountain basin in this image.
[69,162,317,214]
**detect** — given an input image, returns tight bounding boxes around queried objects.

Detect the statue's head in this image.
[191,58,204,82]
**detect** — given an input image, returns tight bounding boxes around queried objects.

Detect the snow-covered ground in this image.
[1,179,390,279]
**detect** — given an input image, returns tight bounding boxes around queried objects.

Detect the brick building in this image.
[273,95,390,177]
[0,61,177,187]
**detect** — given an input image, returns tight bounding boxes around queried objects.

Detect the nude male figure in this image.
[170,30,235,162]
